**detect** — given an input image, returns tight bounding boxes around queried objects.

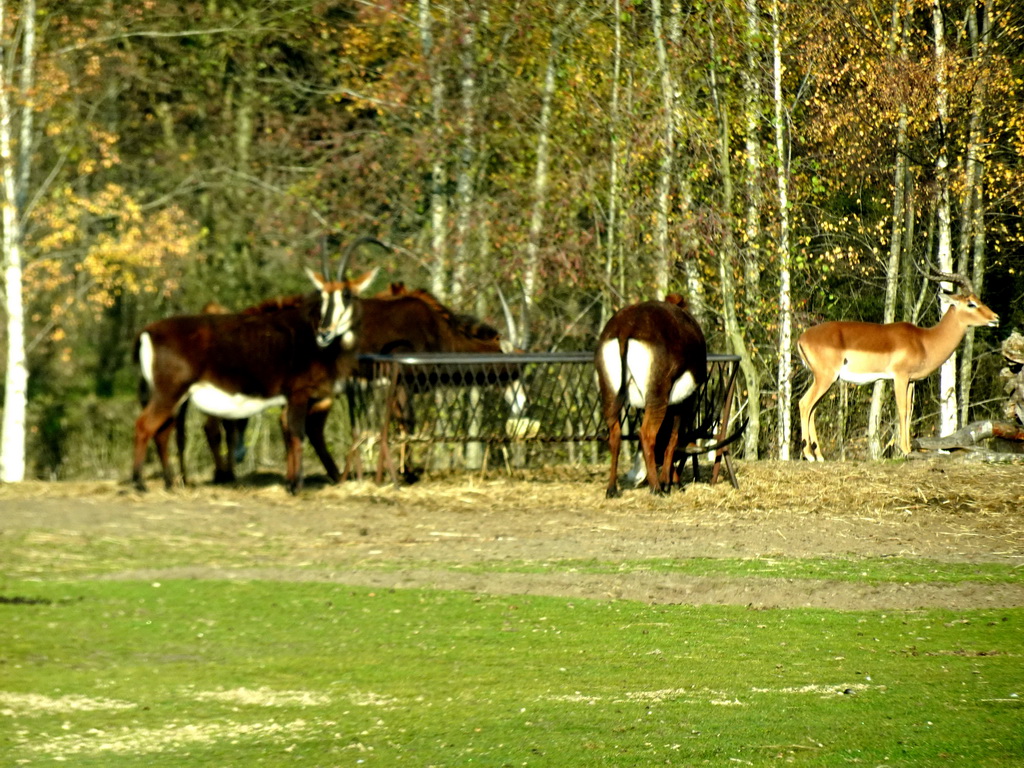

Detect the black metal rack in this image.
[343,352,744,488]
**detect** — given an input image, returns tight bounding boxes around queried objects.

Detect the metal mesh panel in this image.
[343,352,743,483]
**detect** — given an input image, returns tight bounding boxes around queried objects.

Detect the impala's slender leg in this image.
[798,373,836,461]
[893,373,912,455]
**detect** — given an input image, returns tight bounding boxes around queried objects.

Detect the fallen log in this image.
[916,419,1024,451]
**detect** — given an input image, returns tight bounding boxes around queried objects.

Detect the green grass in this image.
[3,579,1022,766]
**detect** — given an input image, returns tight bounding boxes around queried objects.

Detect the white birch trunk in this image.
[933,0,957,437]
[419,0,448,298]
[652,0,674,298]
[709,16,760,459]
[605,0,623,317]
[771,0,793,460]
[522,2,564,334]
[0,0,34,483]
[957,0,991,424]
[742,0,763,304]
[452,1,477,308]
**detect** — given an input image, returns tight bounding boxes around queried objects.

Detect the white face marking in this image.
[317,288,356,348]
[599,340,698,408]
[189,382,286,419]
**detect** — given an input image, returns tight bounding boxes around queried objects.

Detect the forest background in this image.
[0,0,1021,481]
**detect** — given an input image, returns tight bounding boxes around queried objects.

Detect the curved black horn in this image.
[336,236,390,282]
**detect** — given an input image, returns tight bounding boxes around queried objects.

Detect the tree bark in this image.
[0,0,35,483]
[419,0,449,298]
[932,0,958,437]
[709,15,760,459]
[521,1,566,336]
[868,0,910,458]
[771,0,793,459]
[652,0,675,298]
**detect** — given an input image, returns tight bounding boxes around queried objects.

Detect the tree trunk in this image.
[604,0,623,321]
[452,0,477,307]
[521,1,566,336]
[868,0,909,458]
[709,15,760,460]
[771,0,793,460]
[652,0,674,298]
[742,0,764,313]
[932,0,957,437]
[958,0,991,425]
[419,0,449,298]
[0,0,35,483]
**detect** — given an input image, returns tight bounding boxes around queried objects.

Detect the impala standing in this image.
[797,270,999,460]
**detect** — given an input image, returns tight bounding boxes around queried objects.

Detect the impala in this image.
[595,294,707,497]
[797,270,999,460]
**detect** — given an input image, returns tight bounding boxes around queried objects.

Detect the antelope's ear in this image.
[938,291,957,311]
[305,267,326,291]
[350,267,381,296]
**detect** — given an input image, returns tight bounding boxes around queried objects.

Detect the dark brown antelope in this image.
[595,294,707,497]
[132,245,378,494]
[185,281,527,483]
[798,268,999,460]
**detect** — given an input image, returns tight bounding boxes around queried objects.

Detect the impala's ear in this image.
[305,267,326,291]
[938,291,957,311]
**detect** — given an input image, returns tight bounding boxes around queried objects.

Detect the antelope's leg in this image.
[893,374,912,455]
[639,403,667,495]
[605,416,623,498]
[799,375,834,461]
[306,399,340,483]
[153,416,177,489]
[658,409,683,492]
[133,405,174,492]
[204,416,232,484]
[282,402,308,495]
[175,400,190,486]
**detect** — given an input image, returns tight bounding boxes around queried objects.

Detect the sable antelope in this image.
[595,294,707,497]
[188,281,527,483]
[797,268,999,460]
[132,244,378,494]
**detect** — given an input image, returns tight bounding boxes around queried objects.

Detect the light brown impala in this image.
[797,270,999,460]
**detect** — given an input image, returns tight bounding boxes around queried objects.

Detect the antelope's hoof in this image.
[212,469,236,485]
[605,486,620,499]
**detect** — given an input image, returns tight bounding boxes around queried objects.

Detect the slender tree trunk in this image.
[709,16,760,459]
[419,0,449,298]
[452,0,477,307]
[742,0,764,311]
[932,0,957,437]
[521,1,566,336]
[604,0,623,323]
[771,0,793,460]
[868,0,909,458]
[958,0,991,424]
[652,0,674,298]
[0,0,35,483]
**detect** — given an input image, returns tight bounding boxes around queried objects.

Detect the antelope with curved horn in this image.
[595,294,707,497]
[132,238,380,494]
[797,268,999,460]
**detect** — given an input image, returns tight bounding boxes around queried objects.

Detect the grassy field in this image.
[3,576,1022,766]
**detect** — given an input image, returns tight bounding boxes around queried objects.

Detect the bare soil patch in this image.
[2,457,1022,610]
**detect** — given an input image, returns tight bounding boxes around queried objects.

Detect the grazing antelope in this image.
[188,281,527,483]
[595,294,707,497]
[132,246,378,494]
[797,269,999,460]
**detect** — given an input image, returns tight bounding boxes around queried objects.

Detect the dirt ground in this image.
[2,457,1023,611]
